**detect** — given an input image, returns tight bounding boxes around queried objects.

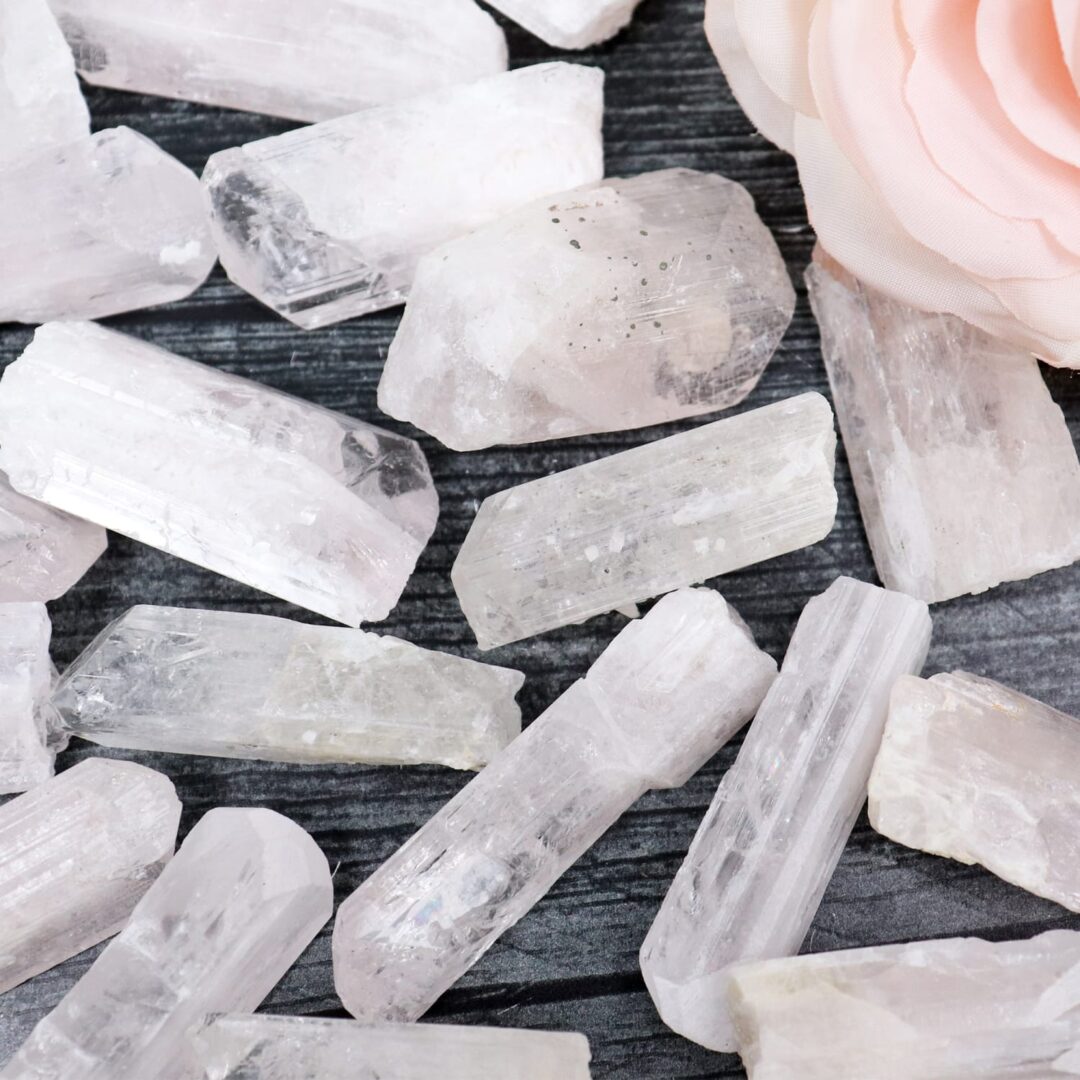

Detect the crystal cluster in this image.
[0,604,56,794]
[379,168,795,450]
[487,0,642,48]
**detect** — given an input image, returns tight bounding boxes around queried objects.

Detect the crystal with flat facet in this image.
[203,63,604,329]
[486,0,641,48]
[0,604,55,795]
[379,168,795,450]
[333,588,778,1022]
[452,392,837,650]
[0,322,438,626]
[640,577,931,1053]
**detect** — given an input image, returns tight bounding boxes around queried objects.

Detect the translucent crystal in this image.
[0,604,55,795]
[452,392,837,650]
[486,0,642,48]
[379,168,795,450]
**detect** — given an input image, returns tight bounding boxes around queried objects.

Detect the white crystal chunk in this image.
[0,604,55,794]
[486,0,642,48]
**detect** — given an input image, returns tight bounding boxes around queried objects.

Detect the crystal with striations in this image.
[203,63,604,329]
[54,605,523,770]
[378,168,795,450]
[46,0,507,123]
[640,577,931,1053]
[0,807,333,1080]
[486,0,642,48]
[870,671,1080,912]
[333,588,778,1022]
[452,392,837,650]
[0,604,55,794]
[0,322,438,626]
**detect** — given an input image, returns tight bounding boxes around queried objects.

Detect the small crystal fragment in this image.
[728,930,1080,1079]
[379,168,795,450]
[870,671,1080,912]
[332,588,778,1022]
[640,577,931,1053]
[46,0,507,123]
[0,322,438,626]
[203,63,604,329]
[807,250,1080,603]
[486,0,642,48]
[0,604,55,794]
[452,392,837,650]
[0,807,333,1080]
[55,605,524,770]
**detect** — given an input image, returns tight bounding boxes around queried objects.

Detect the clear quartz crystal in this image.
[728,930,1080,1079]
[0,127,216,324]
[54,605,523,770]
[640,577,932,1053]
[378,168,795,450]
[807,249,1080,603]
[452,392,837,650]
[870,671,1080,912]
[0,807,333,1080]
[45,0,507,123]
[486,0,641,48]
[0,322,438,626]
[202,63,604,329]
[332,588,778,1022]
[0,604,56,795]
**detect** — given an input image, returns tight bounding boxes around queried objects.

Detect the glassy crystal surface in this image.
[203,63,604,329]
[379,168,795,450]
[0,604,55,795]
[0,322,438,626]
[452,392,837,650]
[333,588,778,1022]
[640,577,932,1052]
[486,0,641,48]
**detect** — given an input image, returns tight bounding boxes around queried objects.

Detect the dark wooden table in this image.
[2,2,1079,1075]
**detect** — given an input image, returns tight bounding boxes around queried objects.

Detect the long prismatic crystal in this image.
[486,0,642,48]
[0,604,55,794]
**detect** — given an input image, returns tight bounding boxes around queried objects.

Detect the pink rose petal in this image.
[733,0,818,117]
[1052,0,1080,95]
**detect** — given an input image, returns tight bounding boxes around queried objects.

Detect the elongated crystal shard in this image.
[379,169,795,450]
[0,807,333,1080]
[55,606,523,770]
[870,671,1080,912]
[0,322,438,626]
[728,930,1080,1079]
[203,63,604,329]
[452,392,837,650]
[640,577,931,1053]
[333,588,778,1022]
[46,0,507,123]
[486,0,642,48]
[0,604,55,794]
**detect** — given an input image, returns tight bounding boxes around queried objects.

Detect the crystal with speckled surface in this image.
[0,604,56,794]
[486,0,641,48]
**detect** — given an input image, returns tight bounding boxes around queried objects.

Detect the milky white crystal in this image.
[452,392,837,650]
[0,322,438,626]
[46,0,506,123]
[0,807,333,1080]
[486,0,642,48]
[640,577,931,1053]
[54,605,523,770]
[333,588,778,1022]
[807,251,1080,603]
[728,929,1080,1079]
[870,671,1080,912]
[378,168,795,450]
[0,604,55,795]
[203,63,604,329]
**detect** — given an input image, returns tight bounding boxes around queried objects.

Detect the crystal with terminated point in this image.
[0,604,55,795]
[203,63,604,329]
[55,605,523,770]
[379,168,795,450]
[452,392,837,650]
[870,671,1080,912]
[0,807,333,1080]
[46,0,507,123]
[486,0,642,48]
[640,577,931,1053]
[0,322,438,626]
[333,588,778,1022]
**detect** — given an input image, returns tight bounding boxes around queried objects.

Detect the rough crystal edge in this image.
[488,0,641,48]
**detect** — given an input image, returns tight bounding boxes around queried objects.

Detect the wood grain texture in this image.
[2,2,1080,1075]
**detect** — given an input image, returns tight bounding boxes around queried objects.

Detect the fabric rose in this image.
[706,0,1080,366]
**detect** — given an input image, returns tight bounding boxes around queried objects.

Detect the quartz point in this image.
[54,605,524,770]
[0,758,180,995]
[640,577,932,1053]
[486,0,642,48]
[192,1014,593,1079]
[203,63,604,329]
[378,168,795,450]
[807,249,1080,603]
[0,322,438,626]
[728,929,1080,1079]
[452,392,837,650]
[870,671,1080,912]
[0,807,333,1080]
[332,587,778,1022]
[0,604,56,795]
[45,0,507,123]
